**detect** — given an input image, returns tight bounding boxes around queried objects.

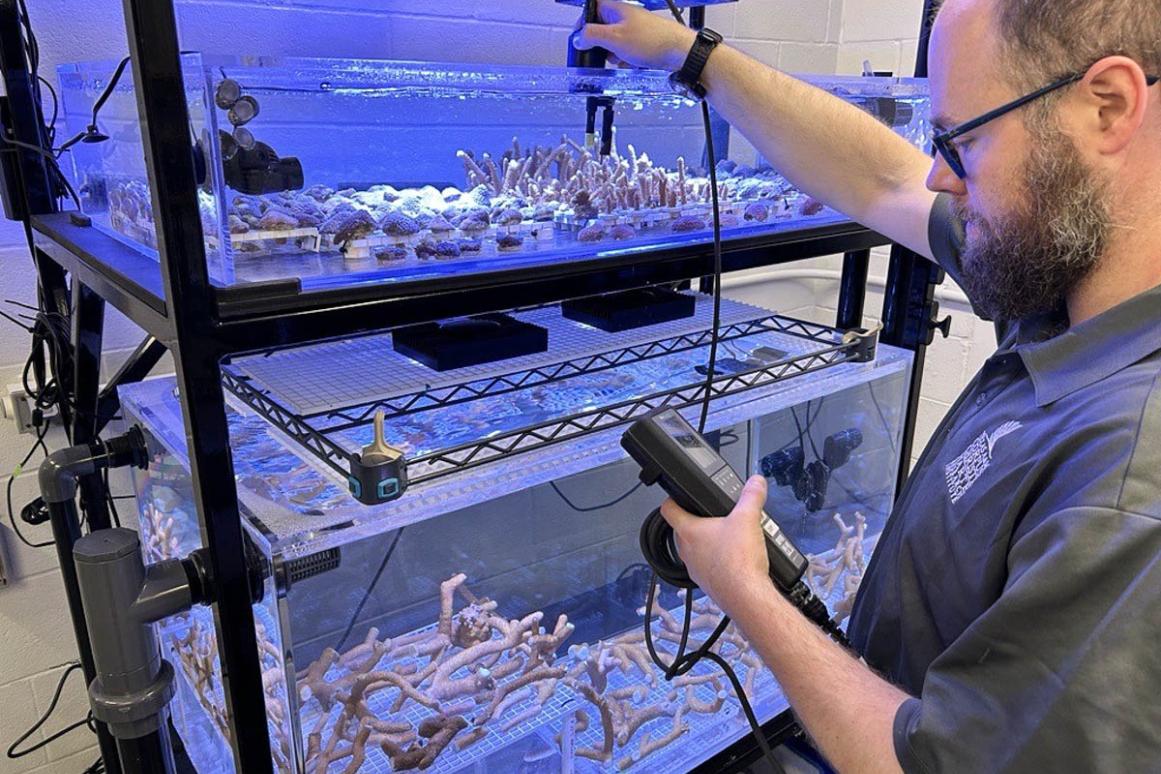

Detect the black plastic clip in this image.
[842,322,882,362]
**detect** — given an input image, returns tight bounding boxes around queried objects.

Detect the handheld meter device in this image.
[622,409,809,592]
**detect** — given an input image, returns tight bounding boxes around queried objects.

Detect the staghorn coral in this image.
[294,571,784,773]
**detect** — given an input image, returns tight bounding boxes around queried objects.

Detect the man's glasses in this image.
[932,71,1161,179]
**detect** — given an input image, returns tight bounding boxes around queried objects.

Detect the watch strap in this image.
[674,28,723,99]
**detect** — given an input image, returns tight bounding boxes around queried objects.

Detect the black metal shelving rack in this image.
[0,0,945,771]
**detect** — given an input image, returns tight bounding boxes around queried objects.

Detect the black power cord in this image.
[55,56,133,156]
[5,662,95,761]
[550,480,642,513]
[6,421,51,549]
[15,300,74,435]
[3,0,82,213]
[632,9,858,771]
[640,501,852,770]
[695,96,723,437]
[102,465,123,528]
[336,527,405,651]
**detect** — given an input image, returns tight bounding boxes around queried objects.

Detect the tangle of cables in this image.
[2,0,81,210]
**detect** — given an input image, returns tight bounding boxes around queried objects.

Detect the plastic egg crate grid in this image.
[301,621,777,773]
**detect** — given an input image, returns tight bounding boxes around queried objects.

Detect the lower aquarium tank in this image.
[120,294,911,772]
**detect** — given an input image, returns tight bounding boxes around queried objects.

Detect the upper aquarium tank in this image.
[56,55,929,292]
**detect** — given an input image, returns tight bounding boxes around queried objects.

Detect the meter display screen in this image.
[656,411,721,472]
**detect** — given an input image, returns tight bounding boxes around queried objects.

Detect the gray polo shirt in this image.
[846,193,1161,772]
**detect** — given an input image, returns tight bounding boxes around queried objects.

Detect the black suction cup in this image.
[215,78,242,109]
[233,126,256,151]
[228,96,260,127]
[220,130,239,161]
[81,125,109,144]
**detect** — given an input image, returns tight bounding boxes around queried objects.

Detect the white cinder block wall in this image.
[0,2,991,771]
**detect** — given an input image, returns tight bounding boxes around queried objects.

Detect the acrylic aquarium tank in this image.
[119,294,911,773]
[58,55,929,291]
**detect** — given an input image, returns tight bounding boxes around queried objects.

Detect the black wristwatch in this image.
[669,28,724,100]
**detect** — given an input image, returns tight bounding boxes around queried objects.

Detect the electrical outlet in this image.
[4,383,37,434]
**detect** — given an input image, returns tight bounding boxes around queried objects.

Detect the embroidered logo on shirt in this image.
[945,421,1022,504]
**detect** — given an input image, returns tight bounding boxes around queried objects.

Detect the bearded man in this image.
[578,0,1161,770]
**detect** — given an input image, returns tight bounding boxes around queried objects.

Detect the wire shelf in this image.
[222,298,874,500]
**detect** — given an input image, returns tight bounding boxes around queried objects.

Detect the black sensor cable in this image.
[633,7,852,772]
[635,4,784,770]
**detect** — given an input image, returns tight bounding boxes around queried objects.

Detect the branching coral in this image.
[293,573,782,773]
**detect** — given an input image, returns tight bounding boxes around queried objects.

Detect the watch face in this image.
[699,28,724,45]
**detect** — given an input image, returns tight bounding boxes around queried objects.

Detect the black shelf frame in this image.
[0,0,947,770]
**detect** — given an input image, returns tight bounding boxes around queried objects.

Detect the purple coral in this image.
[324,201,357,219]
[799,197,826,217]
[458,216,489,234]
[374,245,409,262]
[743,202,769,222]
[497,234,524,251]
[257,209,299,231]
[434,240,462,258]
[228,214,249,235]
[457,238,483,252]
[426,215,454,233]
[497,208,524,227]
[414,239,439,259]
[233,194,262,211]
[380,211,421,237]
[577,224,607,243]
[304,184,334,202]
[670,215,706,233]
[321,209,376,243]
[610,224,638,240]
[459,207,491,225]
[290,199,324,224]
